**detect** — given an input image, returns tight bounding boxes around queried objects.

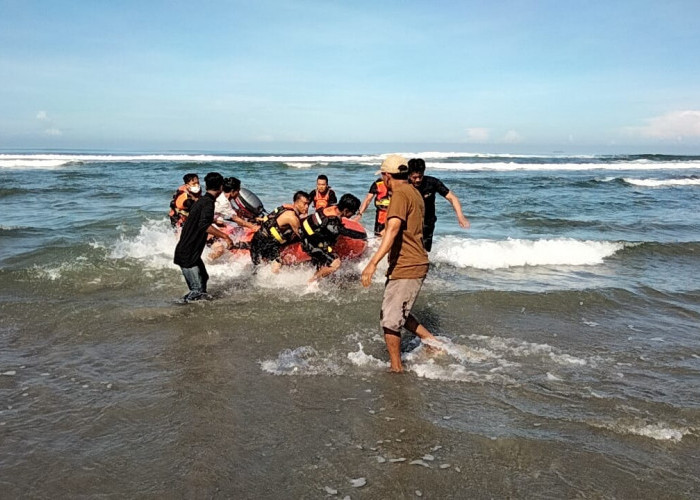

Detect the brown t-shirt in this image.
[385,182,429,279]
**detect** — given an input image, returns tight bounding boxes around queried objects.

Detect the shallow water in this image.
[1,151,699,497]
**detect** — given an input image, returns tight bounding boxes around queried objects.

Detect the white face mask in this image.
[188,185,201,194]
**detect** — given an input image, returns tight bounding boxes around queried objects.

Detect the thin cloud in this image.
[35,110,62,136]
[503,130,522,143]
[629,110,700,140]
[465,128,490,142]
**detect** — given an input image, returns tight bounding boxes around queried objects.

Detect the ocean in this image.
[1,151,698,498]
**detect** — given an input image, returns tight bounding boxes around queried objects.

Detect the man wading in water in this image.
[361,154,439,372]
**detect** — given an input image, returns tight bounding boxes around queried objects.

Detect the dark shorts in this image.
[423,224,436,252]
[305,243,338,268]
[250,231,282,265]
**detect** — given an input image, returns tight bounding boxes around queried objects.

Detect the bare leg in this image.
[383,328,403,373]
[270,261,282,274]
[404,314,440,347]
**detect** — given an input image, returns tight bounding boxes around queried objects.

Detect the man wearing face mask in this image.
[169,173,202,228]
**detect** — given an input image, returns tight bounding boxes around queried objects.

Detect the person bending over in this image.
[301,193,362,282]
[208,177,261,261]
[250,191,310,273]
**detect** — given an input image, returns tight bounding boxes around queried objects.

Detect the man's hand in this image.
[361,261,377,287]
[457,214,470,229]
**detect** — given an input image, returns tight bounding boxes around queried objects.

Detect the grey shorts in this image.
[380,278,425,332]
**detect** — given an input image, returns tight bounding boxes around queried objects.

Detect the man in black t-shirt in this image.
[407,158,470,252]
[173,172,232,303]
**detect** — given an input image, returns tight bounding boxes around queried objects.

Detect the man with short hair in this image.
[309,174,337,211]
[169,173,201,228]
[250,191,310,273]
[361,155,439,373]
[208,177,261,261]
[407,158,470,251]
[301,193,362,282]
[174,172,233,302]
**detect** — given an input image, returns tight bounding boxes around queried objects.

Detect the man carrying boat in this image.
[250,191,310,273]
[300,193,362,282]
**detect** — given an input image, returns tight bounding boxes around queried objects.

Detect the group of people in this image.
[171,155,470,373]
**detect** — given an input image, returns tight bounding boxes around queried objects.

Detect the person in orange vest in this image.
[356,174,391,236]
[308,175,337,212]
[168,173,201,228]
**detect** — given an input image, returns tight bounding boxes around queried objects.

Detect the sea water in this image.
[0,151,698,497]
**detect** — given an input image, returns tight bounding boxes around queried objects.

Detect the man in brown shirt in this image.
[361,154,439,372]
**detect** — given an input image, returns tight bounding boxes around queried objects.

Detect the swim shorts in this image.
[380,277,425,332]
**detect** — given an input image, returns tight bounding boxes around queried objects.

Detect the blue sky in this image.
[2,0,700,153]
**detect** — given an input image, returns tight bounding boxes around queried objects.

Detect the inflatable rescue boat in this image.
[224,188,368,264]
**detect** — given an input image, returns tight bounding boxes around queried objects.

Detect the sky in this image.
[2,0,700,153]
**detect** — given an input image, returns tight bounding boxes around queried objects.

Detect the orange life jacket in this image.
[313,189,332,210]
[374,180,391,224]
[168,185,200,227]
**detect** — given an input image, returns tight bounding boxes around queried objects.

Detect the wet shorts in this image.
[304,241,338,268]
[250,231,282,265]
[380,277,425,333]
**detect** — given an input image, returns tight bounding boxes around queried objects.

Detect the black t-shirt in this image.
[174,192,216,267]
[415,176,450,225]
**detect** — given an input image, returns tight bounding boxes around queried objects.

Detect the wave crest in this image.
[432,236,625,269]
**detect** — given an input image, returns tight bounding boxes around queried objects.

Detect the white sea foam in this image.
[0,153,385,164]
[424,161,700,171]
[590,419,691,442]
[623,177,700,187]
[284,162,314,169]
[3,153,699,172]
[110,220,181,270]
[260,346,342,376]
[347,343,390,370]
[0,159,72,169]
[432,236,624,270]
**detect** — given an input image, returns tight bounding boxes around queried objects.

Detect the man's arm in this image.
[355,192,375,220]
[445,191,470,229]
[231,214,259,231]
[207,225,233,248]
[361,217,401,287]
